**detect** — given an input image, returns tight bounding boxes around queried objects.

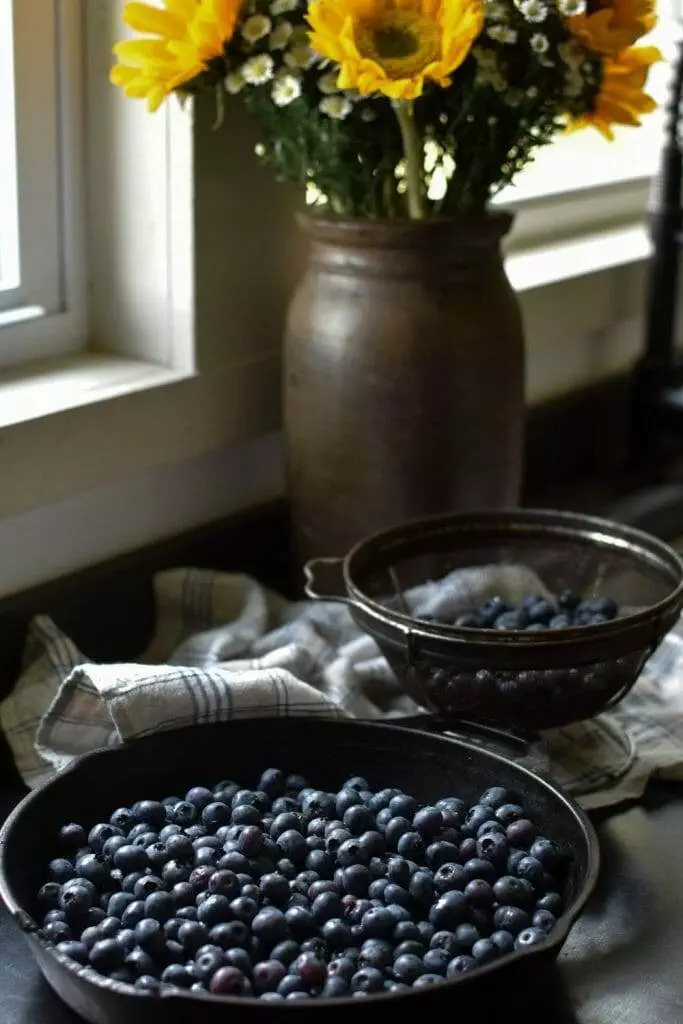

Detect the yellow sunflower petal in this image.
[568,0,657,57]
[308,0,484,101]
[122,2,187,38]
[572,44,660,138]
[113,38,175,67]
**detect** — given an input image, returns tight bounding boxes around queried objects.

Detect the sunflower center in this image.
[354,12,441,79]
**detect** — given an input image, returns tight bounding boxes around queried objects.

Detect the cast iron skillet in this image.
[0,718,599,1024]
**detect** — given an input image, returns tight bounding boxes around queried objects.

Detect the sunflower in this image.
[110,0,242,111]
[572,45,661,139]
[568,0,656,58]
[307,0,485,101]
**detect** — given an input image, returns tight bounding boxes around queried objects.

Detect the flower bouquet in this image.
[111,0,663,562]
[112,0,661,218]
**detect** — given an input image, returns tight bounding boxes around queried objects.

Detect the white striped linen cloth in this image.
[2,567,683,809]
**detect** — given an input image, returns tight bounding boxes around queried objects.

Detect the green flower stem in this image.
[392,100,425,220]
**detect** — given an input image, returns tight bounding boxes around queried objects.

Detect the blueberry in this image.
[368,878,389,901]
[463,805,496,837]
[134,918,167,956]
[133,876,164,900]
[146,842,171,869]
[549,614,572,629]
[195,894,231,927]
[375,808,392,830]
[132,831,158,849]
[358,938,394,969]
[311,891,343,923]
[394,940,425,961]
[208,921,248,950]
[530,838,566,871]
[413,807,443,837]
[43,920,72,944]
[476,596,508,626]
[494,803,524,826]
[335,788,362,818]
[515,855,544,887]
[284,905,315,938]
[393,953,424,983]
[491,929,515,955]
[479,786,509,809]
[202,802,232,830]
[462,858,496,884]
[428,930,461,957]
[323,976,349,998]
[141,891,173,923]
[189,865,214,894]
[422,948,449,975]
[175,919,209,953]
[301,791,337,819]
[132,801,166,829]
[495,610,528,630]
[337,838,370,867]
[384,816,412,848]
[477,832,509,867]
[533,909,558,933]
[251,907,289,945]
[388,794,418,819]
[306,849,334,876]
[425,841,459,869]
[328,955,356,982]
[113,845,148,873]
[161,963,195,989]
[88,823,123,855]
[471,937,498,964]
[80,925,100,949]
[493,876,535,908]
[347,901,388,937]
[506,819,536,848]
[193,945,225,983]
[125,948,158,977]
[321,918,352,951]
[416,921,435,946]
[135,976,161,992]
[182,786,213,810]
[178,905,199,922]
[43,909,68,925]
[38,882,62,909]
[465,879,494,907]
[230,803,261,827]
[459,837,478,861]
[493,905,531,935]
[98,916,122,939]
[89,938,125,971]
[56,940,89,965]
[344,777,370,793]
[393,921,421,944]
[248,958,285,993]
[447,955,477,977]
[351,967,385,993]
[75,853,111,889]
[385,884,412,910]
[537,891,564,916]
[358,830,385,860]
[59,823,87,850]
[413,973,445,988]
[434,863,466,893]
[120,900,146,928]
[277,830,307,863]
[397,832,424,860]
[278,975,307,997]
[429,891,469,929]
[102,835,129,860]
[49,858,76,884]
[291,951,327,990]
[59,883,93,916]
[325,828,352,855]
[515,927,547,949]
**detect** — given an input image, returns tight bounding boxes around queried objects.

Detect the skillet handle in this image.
[303,558,352,605]
[394,714,548,775]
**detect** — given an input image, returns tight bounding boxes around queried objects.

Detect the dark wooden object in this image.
[284,214,525,563]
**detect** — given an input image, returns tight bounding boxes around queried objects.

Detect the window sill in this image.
[507,223,651,293]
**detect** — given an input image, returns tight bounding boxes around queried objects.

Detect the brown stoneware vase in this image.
[284,212,525,564]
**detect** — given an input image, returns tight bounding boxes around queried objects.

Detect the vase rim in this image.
[296,209,514,248]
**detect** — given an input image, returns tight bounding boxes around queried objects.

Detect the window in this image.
[0,0,87,369]
[497,1,681,244]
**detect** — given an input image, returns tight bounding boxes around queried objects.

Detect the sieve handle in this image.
[303,558,352,605]
[395,714,548,774]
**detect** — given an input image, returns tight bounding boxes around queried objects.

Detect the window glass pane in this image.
[0,0,20,293]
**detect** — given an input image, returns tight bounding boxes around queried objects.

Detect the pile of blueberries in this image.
[37,771,571,1000]
[423,591,620,632]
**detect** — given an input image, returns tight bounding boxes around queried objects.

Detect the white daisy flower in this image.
[269,20,293,49]
[504,88,524,106]
[564,72,584,98]
[519,0,548,22]
[487,25,518,43]
[242,54,276,85]
[472,46,498,69]
[530,33,549,53]
[225,70,245,94]
[558,0,586,13]
[272,73,302,106]
[476,66,507,91]
[319,95,353,120]
[285,44,316,70]
[485,0,509,18]
[242,14,272,44]
[270,0,297,13]
[558,39,585,67]
[318,71,340,94]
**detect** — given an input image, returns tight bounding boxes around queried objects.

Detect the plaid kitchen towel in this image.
[2,567,683,810]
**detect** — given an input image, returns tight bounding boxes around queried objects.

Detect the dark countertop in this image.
[1,783,681,1024]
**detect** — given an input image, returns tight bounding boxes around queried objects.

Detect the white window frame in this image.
[0,0,87,369]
